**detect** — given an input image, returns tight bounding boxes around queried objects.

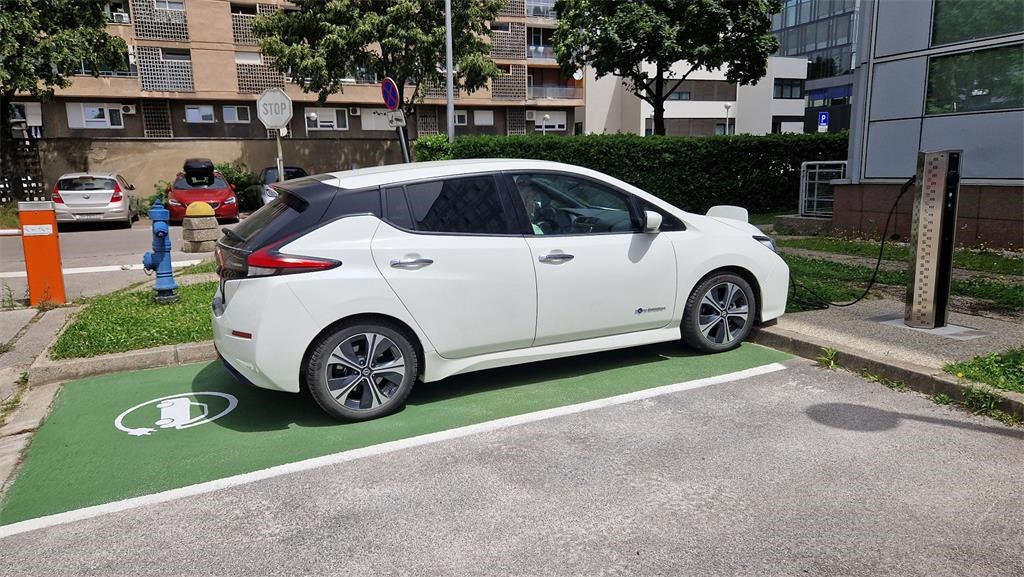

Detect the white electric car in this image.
[213,159,788,421]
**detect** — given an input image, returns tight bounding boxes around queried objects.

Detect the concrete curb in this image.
[750,326,1024,420]
[28,339,218,386]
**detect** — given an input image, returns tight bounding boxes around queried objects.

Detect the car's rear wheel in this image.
[681,272,756,353]
[306,322,419,421]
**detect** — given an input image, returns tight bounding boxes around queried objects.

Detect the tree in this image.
[252,0,503,122]
[554,0,782,136]
[0,0,127,188]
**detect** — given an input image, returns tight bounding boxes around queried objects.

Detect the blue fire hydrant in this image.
[142,200,179,303]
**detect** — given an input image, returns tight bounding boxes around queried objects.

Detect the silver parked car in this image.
[52,173,139,227]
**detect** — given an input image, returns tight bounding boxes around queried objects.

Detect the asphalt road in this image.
[0,221,212,301]
[1,361,1021,576]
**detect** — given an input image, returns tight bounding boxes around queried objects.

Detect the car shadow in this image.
[805,402,1024,440]
[195,341,700,433]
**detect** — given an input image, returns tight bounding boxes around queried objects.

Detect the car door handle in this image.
[390,257,434,268]
[538,253,574,263]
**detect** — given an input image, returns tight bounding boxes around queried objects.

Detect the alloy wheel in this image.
[697,282,749,345]
[323,332,406,411]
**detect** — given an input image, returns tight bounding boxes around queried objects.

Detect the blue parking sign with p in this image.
[818,111,830,126]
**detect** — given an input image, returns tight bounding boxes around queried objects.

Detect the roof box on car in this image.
[183,158,214,178]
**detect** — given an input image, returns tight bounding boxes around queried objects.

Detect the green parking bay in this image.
[0,343,789,524]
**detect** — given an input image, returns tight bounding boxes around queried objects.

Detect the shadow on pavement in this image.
[196,341,698,433]
[805,402,1024,440]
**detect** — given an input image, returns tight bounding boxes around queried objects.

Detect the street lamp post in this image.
[541,113,550,136]
[444,0,455,143]
[724,103,732,135]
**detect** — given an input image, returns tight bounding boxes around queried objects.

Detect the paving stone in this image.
[0,309,37,345]
[0,307,78,372]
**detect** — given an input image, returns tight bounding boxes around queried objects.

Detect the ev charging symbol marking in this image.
[114,392,238,437]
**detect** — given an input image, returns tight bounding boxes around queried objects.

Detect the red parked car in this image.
[166,159,239,224]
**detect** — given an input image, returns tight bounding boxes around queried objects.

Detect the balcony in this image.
[528,85,582,100]
[527,0,556,19]
[232,13,257,45]
[527,44,555,60]
[491,24,526,60]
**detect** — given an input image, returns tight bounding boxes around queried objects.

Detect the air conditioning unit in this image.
[121,104,137,114]
[348,107,361,116]
[525,110,536,121]
[112,12,130,24]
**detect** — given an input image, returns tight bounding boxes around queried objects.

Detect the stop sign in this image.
[257,88,293,129]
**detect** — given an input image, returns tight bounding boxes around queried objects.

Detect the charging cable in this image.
[789,175,917,310]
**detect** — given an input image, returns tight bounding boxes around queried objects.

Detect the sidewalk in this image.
[751,297,1024,418]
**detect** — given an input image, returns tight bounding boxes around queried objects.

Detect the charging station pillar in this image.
[18,200,67,306]
[905,150,961,329]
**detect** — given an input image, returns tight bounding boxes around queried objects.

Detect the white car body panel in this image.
[371,222,537,359]
[525,232,677,346]
[213,159,789,395]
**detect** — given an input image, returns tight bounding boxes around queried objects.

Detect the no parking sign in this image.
[381,77,401,111]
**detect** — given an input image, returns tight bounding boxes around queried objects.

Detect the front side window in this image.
[926,44,1024,115]
[185,105,215,123]
[512,173,639,235]
[395,176,513,235]
[932,0,1023,46]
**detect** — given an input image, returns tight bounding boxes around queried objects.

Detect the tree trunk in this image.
[653,66,666,136]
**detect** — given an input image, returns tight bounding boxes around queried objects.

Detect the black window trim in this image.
[379,173,522,237]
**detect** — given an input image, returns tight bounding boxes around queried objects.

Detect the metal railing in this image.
[527,0,556,18]
[799,161,847,217]
[528,85,582,99]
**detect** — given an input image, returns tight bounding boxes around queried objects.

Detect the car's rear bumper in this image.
[212,279,318,393]
[55,203,131,223]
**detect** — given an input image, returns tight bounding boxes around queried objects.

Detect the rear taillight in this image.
[51,184,64,204]
[111,180,123,202]
[246,240,340,278]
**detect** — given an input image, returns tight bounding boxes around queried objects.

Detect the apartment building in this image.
[771,0,860,132]
[585,57,809,136]
[834,0,1022,247]
[7,0,583,189]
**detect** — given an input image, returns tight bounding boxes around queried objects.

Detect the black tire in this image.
[681,272,757,353]
[305,322,419,422]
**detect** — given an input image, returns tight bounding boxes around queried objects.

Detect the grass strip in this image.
[50,281,217,359]
[945,348,1024,395]
[777,237,1023,276]
[782,254,1023,312]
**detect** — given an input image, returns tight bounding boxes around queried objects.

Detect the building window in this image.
[161,48,191,61]
[234,52,262,64]
[774,78,804,99]
[714,122,735,135]
[474,110,494,126]
[305,107,348,130]
[926,44,1024,115]
[454,110,468,126]
[155,0,185,10]
[66,103,125,129]
[223,105,250,123]
[932,0,1024,46]
[185,105,214,123]
[535,110,566,131]
[667,91,691,101]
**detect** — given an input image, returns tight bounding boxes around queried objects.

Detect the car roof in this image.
[57,172,120,179]
[320,159,602,190]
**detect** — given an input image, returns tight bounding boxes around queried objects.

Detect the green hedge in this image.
[414,132,848,214]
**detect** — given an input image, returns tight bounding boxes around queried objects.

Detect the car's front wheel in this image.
[305,322,419,421]
[681,272,757,353]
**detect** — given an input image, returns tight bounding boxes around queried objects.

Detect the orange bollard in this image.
[18,201,66,306]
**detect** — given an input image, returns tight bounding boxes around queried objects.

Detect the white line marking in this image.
[0,260,203,279]
[0,361,788,538]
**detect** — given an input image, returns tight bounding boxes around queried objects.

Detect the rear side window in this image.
[397,175,514,235]
[222,177,337,250]
[58,177,116,190]
[384,187,414,230]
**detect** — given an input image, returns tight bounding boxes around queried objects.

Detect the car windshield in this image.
[174,175,230,190]
[57,177,116,191]
[263,168,307,184]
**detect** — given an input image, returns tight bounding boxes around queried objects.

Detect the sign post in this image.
[817,111,830,133]
[257,88,294,181]
[381,77,410,163]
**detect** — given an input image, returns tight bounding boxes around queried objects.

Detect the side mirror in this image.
[643,210,663,233]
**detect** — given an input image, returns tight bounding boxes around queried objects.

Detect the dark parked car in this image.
[259,166,309,205]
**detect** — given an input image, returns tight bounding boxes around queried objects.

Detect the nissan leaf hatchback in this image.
[213,160,788,422]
